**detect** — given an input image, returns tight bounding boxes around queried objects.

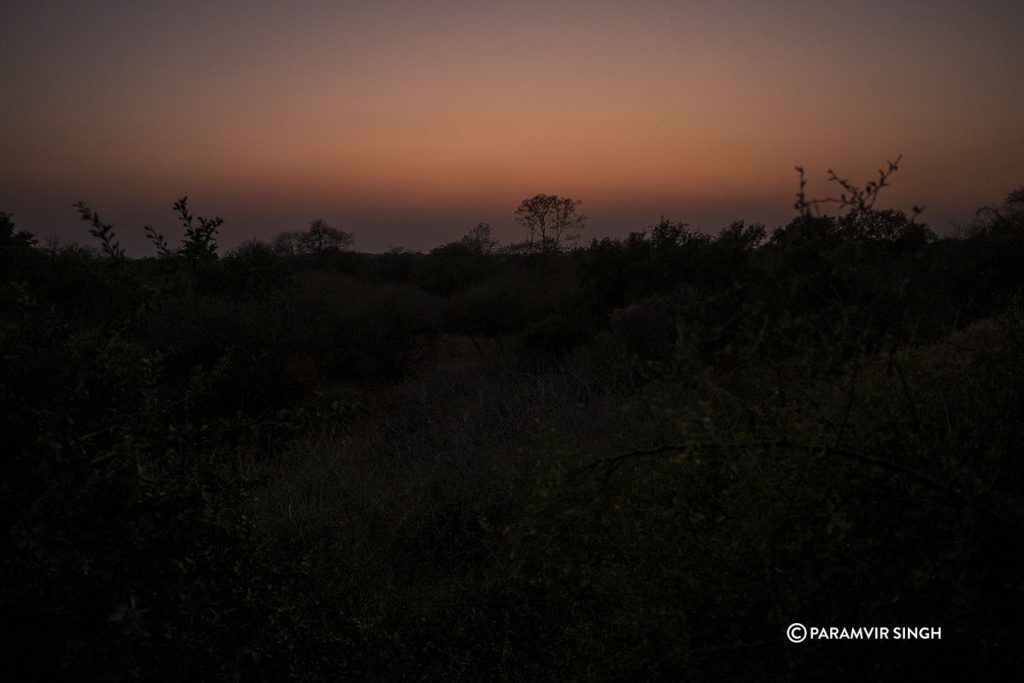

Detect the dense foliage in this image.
[3,188,1024,679]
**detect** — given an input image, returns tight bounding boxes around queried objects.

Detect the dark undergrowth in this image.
[2,187,1024,679]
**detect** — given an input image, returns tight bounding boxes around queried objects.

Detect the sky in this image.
[2,0,1022,254]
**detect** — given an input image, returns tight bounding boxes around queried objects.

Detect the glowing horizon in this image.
[2,0,1022,253]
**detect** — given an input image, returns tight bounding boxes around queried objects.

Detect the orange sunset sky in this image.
[2,0,1022,253]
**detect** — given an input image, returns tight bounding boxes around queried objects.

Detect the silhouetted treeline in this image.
[2,192,1024,679]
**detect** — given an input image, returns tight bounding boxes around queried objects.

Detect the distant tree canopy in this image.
[459,222,498,255]
[514,194,586,253]
[970,185,1024,238]
[0,211,37,249]
[1006,186,1024,208]
[273,219,354,257]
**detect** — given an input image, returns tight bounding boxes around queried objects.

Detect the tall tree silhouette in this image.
[273,219,353,257]
[514,194,586,253]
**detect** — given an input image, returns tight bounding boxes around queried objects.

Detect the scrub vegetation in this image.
[3,167,1024,679]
